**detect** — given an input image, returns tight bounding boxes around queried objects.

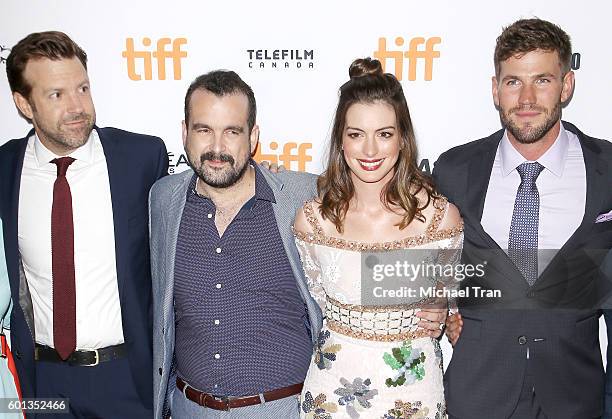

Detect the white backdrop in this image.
[2,0,610,368]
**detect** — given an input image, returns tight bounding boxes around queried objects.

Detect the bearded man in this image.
[0,31,168,417]
[433,18,612,419]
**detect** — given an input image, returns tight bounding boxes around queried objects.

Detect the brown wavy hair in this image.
[317,57,437,233]
[494,18,572,77]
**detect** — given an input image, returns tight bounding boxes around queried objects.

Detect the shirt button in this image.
[214,384,218,389]
[518,335,527,345]
[215,247,222,254]
[214,353,221,359]
[207,213,213,219]
[214,319,220,325]
[216,283,222,289]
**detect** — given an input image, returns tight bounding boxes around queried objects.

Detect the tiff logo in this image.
[253,141,312,172]
[122,37,187,81]
[374,36,441,81]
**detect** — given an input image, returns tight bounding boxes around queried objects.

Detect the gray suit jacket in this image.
[149,167,322,419]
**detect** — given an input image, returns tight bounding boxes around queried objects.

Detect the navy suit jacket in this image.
[0,126,168,410]
[605,308,612,418]
[434,121,612,419]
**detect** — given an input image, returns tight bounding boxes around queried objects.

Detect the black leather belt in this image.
[34,343,126,366]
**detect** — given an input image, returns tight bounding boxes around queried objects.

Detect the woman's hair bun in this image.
[348,57,384,79]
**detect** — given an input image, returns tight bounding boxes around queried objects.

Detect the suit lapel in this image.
[162,171,191,328]
[3,133,29,293]
[578,138,607,235]
[3,132,31,335]
[259,170,295,258]
[465,131,502,250]
[537,122,608,282]
[98,127,129,303]
[569,124,607,240]
[463,129,534,290]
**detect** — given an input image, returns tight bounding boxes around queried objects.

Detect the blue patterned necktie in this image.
[508,162,545,286]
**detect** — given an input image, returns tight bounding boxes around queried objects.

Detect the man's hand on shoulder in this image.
[259,161,286,173]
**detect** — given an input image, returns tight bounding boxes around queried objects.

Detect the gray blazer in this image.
[149,167,322,419]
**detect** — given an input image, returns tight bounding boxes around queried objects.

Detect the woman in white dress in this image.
[294,58,463,419]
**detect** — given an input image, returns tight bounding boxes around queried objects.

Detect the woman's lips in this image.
[357,158,385,171]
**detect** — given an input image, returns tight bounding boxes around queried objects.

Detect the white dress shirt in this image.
[481,125,586,275]
[18,131,124,349]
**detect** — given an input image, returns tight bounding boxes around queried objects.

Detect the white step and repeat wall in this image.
[2,0,610,368]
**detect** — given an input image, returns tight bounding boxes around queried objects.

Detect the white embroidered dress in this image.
[294,198,463,419]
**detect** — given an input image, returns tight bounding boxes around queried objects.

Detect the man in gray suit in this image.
[149,70,322,418]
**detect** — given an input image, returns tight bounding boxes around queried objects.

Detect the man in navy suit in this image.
[0,31,167,417]
[437,19,611,419]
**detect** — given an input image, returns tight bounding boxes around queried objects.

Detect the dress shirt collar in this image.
[499,123,569,178]
[33,129,96,168]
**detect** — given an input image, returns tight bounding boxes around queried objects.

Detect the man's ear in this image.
[561,70,575,103]
[13,92,34,120]
[182,120,188,147]
[250,124,260,156]
[491,76,500,108]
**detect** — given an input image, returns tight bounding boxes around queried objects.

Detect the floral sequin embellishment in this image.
[433,339,444,370]
[334,377,378,418]
[383,341,426,387]
[382,400,430,418]
[301,391,338,419]
[315,330,342,370]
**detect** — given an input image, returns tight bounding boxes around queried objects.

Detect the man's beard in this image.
[189,150,250,188]
[34,111,95,151]
[500,101,561,144]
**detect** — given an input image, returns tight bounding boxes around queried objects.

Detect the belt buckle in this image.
[210,393,230,412]
[83,349,100,367]
[213,395,230,412]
